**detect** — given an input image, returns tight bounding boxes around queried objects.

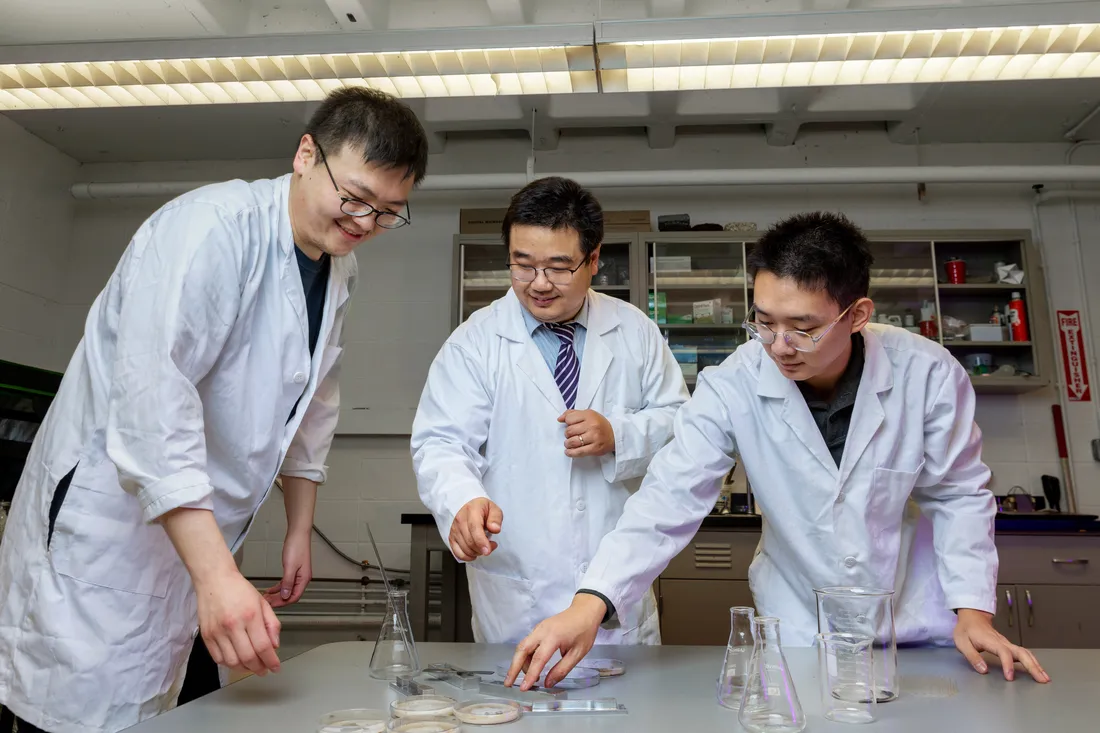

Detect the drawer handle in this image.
[1025,589,1034,628]
[1051,558,1090,565]
[1004,588,1013,628]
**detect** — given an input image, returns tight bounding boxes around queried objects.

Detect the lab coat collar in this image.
[497,288,618,341]
[755,327,893,480]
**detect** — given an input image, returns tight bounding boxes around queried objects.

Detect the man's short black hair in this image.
[747,212,874,308]
[305,87,429,185]
[501,176,604,261]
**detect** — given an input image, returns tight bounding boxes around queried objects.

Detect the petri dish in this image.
[390,695,456,719]
[577,658,626,677]
[318,709,389,733]
[494,662,600,689]
[385,717,461,733]
[453,698,523,725]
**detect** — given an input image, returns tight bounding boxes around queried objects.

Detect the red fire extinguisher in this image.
[1007,292,1029,342]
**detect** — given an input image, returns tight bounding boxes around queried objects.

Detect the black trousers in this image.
[0,705,49,733]
[178,636,222,704]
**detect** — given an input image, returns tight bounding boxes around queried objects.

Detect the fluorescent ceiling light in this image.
[598,23,1100,91]
[0,45,597,110]
[2,23,1099,109]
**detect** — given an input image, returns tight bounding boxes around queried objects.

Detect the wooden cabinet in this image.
[659,579,754,645]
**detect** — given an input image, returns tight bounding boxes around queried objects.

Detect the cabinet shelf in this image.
[970,376,1047,393]
[946,341,1033,347]
[938,283,1027,293]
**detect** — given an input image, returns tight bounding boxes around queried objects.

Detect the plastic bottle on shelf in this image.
[1007,292,1029,342]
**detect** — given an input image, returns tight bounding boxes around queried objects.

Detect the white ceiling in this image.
[3,0,1100,161]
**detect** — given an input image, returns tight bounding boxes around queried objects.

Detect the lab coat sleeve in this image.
[281,266,357,484]
[911,359,998,615]
[410,341,494,554]
[581,369,737,616]
[106,203,246,524]
[600,321,690,483]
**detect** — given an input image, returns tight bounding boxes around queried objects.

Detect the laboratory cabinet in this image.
[454,229,1054,394]
[659,528,1100,648]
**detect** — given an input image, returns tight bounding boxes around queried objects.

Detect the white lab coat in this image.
[580,324,997,647]
[411,289,689,645]
[0,174,354,733]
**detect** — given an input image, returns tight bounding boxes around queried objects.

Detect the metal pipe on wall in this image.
[71,165,1100,199]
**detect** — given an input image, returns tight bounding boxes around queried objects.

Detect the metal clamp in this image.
[1025,589,1034,627]
[1004,588,1014,627]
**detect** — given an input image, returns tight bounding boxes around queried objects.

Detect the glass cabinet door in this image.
[865,239,939,343]
[645,234,749,388]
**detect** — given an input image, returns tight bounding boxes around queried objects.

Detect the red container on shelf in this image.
[1007,292,1029,341]
[944,257,967,284]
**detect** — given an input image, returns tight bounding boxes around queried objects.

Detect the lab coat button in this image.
[844,556,857,568]
[293,372,306,384]
[576,500,586,512]
[836,492,845,503]
[580,562,589,574]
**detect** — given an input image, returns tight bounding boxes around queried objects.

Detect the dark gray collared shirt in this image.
[797,333,865,467]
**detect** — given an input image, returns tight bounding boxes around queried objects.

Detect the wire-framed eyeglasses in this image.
[742,302,856,353]
[507,258,589,286]
[315,140,411,229]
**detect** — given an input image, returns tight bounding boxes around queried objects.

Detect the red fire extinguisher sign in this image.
[1058,310,1092,402]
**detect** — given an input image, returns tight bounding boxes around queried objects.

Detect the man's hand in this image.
[196,567,282,677]
[954,608,1050,683]
[559,410,615,458]
[504,594,606,691]
[449,497,503,562]
[264,529,312,608]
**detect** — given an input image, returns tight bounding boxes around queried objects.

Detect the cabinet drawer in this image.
[995,535,1100,585]
[663,530,759,581]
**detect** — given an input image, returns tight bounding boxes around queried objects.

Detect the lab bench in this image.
[401,513,1100,649]
[127,641,1099,732]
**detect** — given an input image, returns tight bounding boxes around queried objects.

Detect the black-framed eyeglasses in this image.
[742,302,856,353]
[314,140,411,229]
[507,258,590,286]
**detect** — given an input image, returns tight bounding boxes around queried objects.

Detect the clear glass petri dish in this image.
[453,698,523,725]
[385,717,461,733]
[577,658,626,677]
[494,662,600,689]
[318,709,389,733]
[390,695,457,719]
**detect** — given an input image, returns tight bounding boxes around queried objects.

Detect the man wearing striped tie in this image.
[412,177,689,686]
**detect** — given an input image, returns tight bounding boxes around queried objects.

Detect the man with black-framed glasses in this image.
[0,86,428,733]
[513,211,1050,690]
[412,176,688,687]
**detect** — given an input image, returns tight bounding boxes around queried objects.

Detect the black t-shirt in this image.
[287,245,330,423]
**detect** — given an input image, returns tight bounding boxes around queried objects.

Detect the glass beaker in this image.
[816,632,877,724]
[369,589,421,680]
[814,586,898,702]
[737,617,807,733]
[716,606,756,709]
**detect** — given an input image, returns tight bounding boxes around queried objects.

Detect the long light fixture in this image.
[0,45,597,109]
[598,23,1100,92]
[3,23,1100,109]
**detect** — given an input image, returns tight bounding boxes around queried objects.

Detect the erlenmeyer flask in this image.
[737,617,807,733]
[716,606,756,709]
[369,589,421,680]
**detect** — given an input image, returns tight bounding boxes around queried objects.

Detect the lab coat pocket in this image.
[869,463,925,526]
[51,475,172,599]
[319,345,343,379]
[466,565,534,644]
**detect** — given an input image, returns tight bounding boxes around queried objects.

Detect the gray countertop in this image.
[128,642,1098,732]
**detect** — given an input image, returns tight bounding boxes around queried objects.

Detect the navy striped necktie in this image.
[545,322,580,409]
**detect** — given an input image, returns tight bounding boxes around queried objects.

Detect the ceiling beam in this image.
[176,0,250,36]
[323,0,388,31]
[486,0,530,25]
[646,91,679,149]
